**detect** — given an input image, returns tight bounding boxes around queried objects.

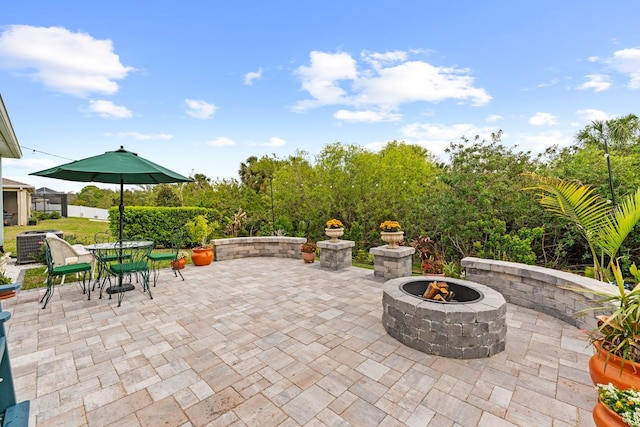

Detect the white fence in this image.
[67,205,109,221]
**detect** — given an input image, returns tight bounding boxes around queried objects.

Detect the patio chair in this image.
[92,231,133,295]
[41,239,93,309]
[106,240,154,307]
[44,233,95,284]
[148,229,185,287]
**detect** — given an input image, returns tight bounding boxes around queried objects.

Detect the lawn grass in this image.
[3,217,111,253]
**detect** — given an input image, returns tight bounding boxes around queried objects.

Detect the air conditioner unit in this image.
[16,230,63,265]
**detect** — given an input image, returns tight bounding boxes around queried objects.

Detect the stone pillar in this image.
[317,240,355,270]
[370,245,415,279]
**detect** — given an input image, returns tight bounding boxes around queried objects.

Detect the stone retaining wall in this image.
[461,257,614,331]
[212,237,306,261]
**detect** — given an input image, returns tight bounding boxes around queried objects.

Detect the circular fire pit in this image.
[382,276,507,359]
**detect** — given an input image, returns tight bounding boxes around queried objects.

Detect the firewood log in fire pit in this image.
[422,281,455,302]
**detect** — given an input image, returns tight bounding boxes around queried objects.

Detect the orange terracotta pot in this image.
[0,290,16,300]
[171,258,187,270]
[190,247,214,266]
[302,252,315,263]
[590,340,640,390]
[593,399,627,427]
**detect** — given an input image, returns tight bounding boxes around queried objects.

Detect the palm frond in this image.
[598,188,640,259]
[522,173,610,240]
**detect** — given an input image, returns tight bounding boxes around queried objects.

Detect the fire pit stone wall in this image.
[382,276,507,359]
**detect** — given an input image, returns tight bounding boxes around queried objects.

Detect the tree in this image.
[155,184,181,207]
[576,114,640,207]
[75,185,115,209]
[433,132,543,260]
[577,114,640,150]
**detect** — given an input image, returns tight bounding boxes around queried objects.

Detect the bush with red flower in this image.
[411,235,445,274]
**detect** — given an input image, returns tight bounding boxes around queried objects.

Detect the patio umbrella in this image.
[30,146,193,241]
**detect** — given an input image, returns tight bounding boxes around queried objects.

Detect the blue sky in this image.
[1,1,640,193]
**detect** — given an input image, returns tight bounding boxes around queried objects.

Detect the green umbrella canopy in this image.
[30,146,193,241]
[30,146,193,185]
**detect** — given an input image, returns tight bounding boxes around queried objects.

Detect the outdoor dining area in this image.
[41,232,181,310]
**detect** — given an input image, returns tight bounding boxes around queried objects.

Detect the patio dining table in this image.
[85,240,154,306]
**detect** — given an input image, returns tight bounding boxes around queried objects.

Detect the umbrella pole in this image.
[118,178,124,292]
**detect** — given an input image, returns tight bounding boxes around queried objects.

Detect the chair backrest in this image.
[45,236,80,267]
[94,231,115,244]
[170,229,185,256]
[44,240,55,271]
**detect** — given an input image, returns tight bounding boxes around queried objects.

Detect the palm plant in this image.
[524,172,640,365]
[523,172,640,282]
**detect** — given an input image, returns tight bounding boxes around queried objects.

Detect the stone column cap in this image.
[370,246,415,257]
[317,240,355,249]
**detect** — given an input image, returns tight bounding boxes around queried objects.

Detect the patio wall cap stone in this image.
[317,240,355,249]
[212,236,306,246]
[370,246,415,257]
[461,256,617,297]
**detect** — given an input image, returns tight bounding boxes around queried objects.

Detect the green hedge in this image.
[108,206,219,248]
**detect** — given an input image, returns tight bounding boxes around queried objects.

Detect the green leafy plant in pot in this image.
[185,215,218,266]
[524,172,640,389]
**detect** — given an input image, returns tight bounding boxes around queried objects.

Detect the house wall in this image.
[2,188,31,226]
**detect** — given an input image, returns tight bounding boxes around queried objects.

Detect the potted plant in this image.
[525,173,640,389]
[0,252,17,300]
[171,250,189,270]
[185,215,218,266]
[411,235,445,275]
[379,220,403,248]
[325,219,344,242]
[594,383,640,426]
[301,241,316,263]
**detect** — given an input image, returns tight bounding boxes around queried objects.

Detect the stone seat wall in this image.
[212,237,306,261]
[461,257,615,331]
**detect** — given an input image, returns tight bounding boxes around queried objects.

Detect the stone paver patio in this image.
[2,258,597,426]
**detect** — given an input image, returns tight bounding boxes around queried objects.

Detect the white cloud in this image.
[587,56,600,62]
[486,114,503,123]
[333,109,401,123]
[354,61,491,107]
[185,99,217,119]
[207,136,235,147]
[576,109,611,122]
[104,131,173,140]
[293,51,358,111]
[528,112,557,126]
[398,122,497,157]
[0,25,133,97]
[293,50,491,113]
[517,131,572,152]
[611,48,640,88]
[361,50,408,70]
[262,137,286,147]
[578,74,611,92]
[244,68,263,85]
[87,100,132,118]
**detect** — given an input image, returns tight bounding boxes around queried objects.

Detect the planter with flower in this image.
[171,250,189,270]
[325,219,344,242]
[594,383,640,427]
[379,220,403,248]
[301,242,317,263]
[185,215,218,266]
[525,173,640,390]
